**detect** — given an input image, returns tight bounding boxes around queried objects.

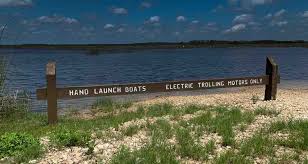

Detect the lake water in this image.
[1,47,308,112]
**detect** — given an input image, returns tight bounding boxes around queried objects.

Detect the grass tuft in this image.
[0,132,42,163]
[214,150,250,164]
[50,128,91,147]
[189,107,255,146]
[148,119,173,142]
[176,128,212,160]
[146,103,174,117]
[122,125,141,137]
[240,133,274,157]
[254,107,279,116]
[111,143,178,164]
[268,120,308,151]
[91,98,132,113]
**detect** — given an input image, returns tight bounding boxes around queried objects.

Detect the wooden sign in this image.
[37,57,279,124]
[37,76,269,100]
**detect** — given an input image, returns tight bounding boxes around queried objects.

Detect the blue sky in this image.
[0,0,308,44]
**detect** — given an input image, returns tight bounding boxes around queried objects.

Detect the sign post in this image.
[264,57,279,100]
[46,62,57,124]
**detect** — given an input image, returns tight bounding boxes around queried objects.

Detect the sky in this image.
[0,0,308,44]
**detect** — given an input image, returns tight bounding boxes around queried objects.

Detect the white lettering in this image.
[68,89,89,96]
[125,86,147,93]
[165,83,193,90]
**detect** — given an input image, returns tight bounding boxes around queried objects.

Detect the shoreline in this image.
[1,41,308,55]
[134,86,308,120]
[42,84,308,114]
[67,86,308,121]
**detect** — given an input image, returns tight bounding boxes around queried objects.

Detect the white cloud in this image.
[270,20,287,27]
[176,16,186,22]
[81,26,94,32]
[141,2,151,8]
[224,23,246,33]
[191,20,199,24]
[111,7,128,15]
[0,0,32,7]
[212,5,224,13]
[275,21,288,27]
[264,13,272,19]
[201,22,218,32]
[117,27,125,32]
[207,22,217,26]
[104,24,115,29]
[233,14,253,23]
[251,0,272,5]
[302,11,308,18]
[248,21,260,26]
[37,15,78,24]
[229,0,272,8]
[150,16,160,22]
[147,16,160,24]
[274,9,286,17]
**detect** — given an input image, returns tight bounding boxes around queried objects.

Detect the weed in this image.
[111,144,178,164]
[176,128,210,160]
[122,125,140,137]
[254,107,279,116]
[251,95,260,104]
[240,133,274,157]
[148,119,173,140]
[269,120,308,151]
[92,98,132,113]
[0,132,42,163]
[214,150,251,164]
[146,103,174,117]
[190,107,255,146]
[50,128,91,147]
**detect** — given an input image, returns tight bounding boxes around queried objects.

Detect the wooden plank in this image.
[46,62,57,124]
[37,75,269,100]
[264,57,279,100]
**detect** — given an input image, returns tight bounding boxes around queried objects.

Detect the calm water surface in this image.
[1,48,308,111]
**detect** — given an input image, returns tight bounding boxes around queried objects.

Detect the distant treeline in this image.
[1,40,308,53]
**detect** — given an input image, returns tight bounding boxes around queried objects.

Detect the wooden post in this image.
[46,62,57,124]
[264,57,278,100]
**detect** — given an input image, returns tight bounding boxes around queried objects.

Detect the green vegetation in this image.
[50,128,91,147]
[0,87,306,164]
[91,98,132,113]
[251,95,260,104]
[111,144,178,164]
[254,107,280,116]
[176,128,213,160]
[240,133,274,157]
[111,120,179,164]
[0,57,30,119]
[213,119,308,164]
[184,106,255,146]
[0,133,42,163]
[122,125,141,137]
[214,150,251,164]
[148,119,173,140]
[268,120,308,151]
